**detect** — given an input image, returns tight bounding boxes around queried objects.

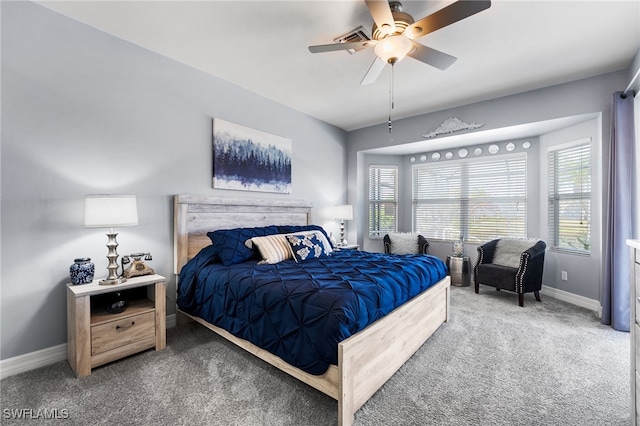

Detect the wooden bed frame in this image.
[173,195,450,426]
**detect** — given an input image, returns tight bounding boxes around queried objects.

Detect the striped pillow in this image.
[248,234,294,264]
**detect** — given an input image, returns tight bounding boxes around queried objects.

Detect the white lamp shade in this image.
[332,204,353,221]
[374,35,412,63]
[84,195,138,228]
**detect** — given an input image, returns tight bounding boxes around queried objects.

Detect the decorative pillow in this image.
[293,230,333,255]
[245,229,332,253]
[388,233,421,255]
[207,225,279,266]
[248,234,294,264]
[286,233,330,262]
[492,239,540,269]
[277,225,334,248]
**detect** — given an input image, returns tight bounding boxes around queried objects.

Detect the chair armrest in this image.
[517,241,546,271]
[474,239,499,278]
[516,240,547,291]
[476,239,499,265]
[418,235,429,254]
[522,240,546,260]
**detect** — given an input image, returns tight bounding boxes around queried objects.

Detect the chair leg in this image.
[518,293,524,307]
[475,281,479,294]
[534,291,541,302]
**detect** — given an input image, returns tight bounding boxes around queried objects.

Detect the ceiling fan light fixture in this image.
[379,23,394,35]
[374,35,412,64]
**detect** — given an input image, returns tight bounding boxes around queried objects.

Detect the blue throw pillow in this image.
[207,226,279,266]
[286,233,329,262]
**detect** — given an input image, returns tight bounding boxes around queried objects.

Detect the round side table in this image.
[446,255,471,287]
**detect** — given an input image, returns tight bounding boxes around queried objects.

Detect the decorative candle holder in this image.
[452,240,464,257]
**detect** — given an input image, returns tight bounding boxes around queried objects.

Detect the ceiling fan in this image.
[308,0,491,85]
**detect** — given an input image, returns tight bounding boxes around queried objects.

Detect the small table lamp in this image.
[84,195,138,285]
[332,204,353,247]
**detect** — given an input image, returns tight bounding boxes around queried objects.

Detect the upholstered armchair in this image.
[474,238,546,307]
[383,233,429,255]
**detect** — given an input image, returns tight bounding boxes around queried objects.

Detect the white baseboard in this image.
[1,314,178,380]
[166,313,177,329]
[0,343,67,380]
[542,285,601,315]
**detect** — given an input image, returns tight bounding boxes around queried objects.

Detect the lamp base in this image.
[340,220,347,247]
[99,277,126,286]
[100,230,127,285]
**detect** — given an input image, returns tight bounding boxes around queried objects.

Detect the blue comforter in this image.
[177,248,447,375]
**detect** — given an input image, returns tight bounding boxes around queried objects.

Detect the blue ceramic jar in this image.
[69,258,95,285]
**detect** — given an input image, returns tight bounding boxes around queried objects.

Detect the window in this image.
[548,141,591,254]
[369,165,398,238]
[412,155,527,242]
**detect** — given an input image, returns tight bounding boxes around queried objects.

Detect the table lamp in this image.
[84,195,138,285]
[332,204,353,247]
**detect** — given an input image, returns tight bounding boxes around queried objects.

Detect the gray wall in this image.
[347,70,630,302]
[0,2,347,360]
[539,119,603,300]
[360,154,402,253]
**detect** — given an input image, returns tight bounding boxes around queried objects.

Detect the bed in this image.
[174,195,450,425]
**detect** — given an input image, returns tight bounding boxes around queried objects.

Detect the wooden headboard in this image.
[173,195,313,274]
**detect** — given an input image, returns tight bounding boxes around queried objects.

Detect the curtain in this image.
[602,91,636,331]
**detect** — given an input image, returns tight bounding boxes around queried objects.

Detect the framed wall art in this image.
[212,118,292,194]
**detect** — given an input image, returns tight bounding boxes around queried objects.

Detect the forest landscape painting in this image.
[213,118,292,194]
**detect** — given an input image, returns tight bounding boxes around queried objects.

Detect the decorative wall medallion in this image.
[423,117,485,139]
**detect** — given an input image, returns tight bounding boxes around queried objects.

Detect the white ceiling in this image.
[39,0,640,133]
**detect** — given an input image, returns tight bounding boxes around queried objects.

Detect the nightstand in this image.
[67,274,166,377]
[336,244,359,251]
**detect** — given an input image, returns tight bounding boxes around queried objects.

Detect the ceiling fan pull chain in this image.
[388,62,395,140]
[392,61,395,112]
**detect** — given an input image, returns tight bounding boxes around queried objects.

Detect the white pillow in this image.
[388,233,420,255]
[492,239,540,268]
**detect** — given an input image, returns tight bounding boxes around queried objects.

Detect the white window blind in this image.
[548,142,591,254]
[369,165,398,238]
[412,155,527,242]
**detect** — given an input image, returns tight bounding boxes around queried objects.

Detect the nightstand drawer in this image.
[92,311,155,355]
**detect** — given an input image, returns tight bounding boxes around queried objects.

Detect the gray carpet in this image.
[0,286,630,425]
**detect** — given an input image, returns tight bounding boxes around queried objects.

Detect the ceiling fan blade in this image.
[365,0,396,36]
[408,41,457,70]
[405,0,491,40]
[361,57,386,85]
[308,40,375,54]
